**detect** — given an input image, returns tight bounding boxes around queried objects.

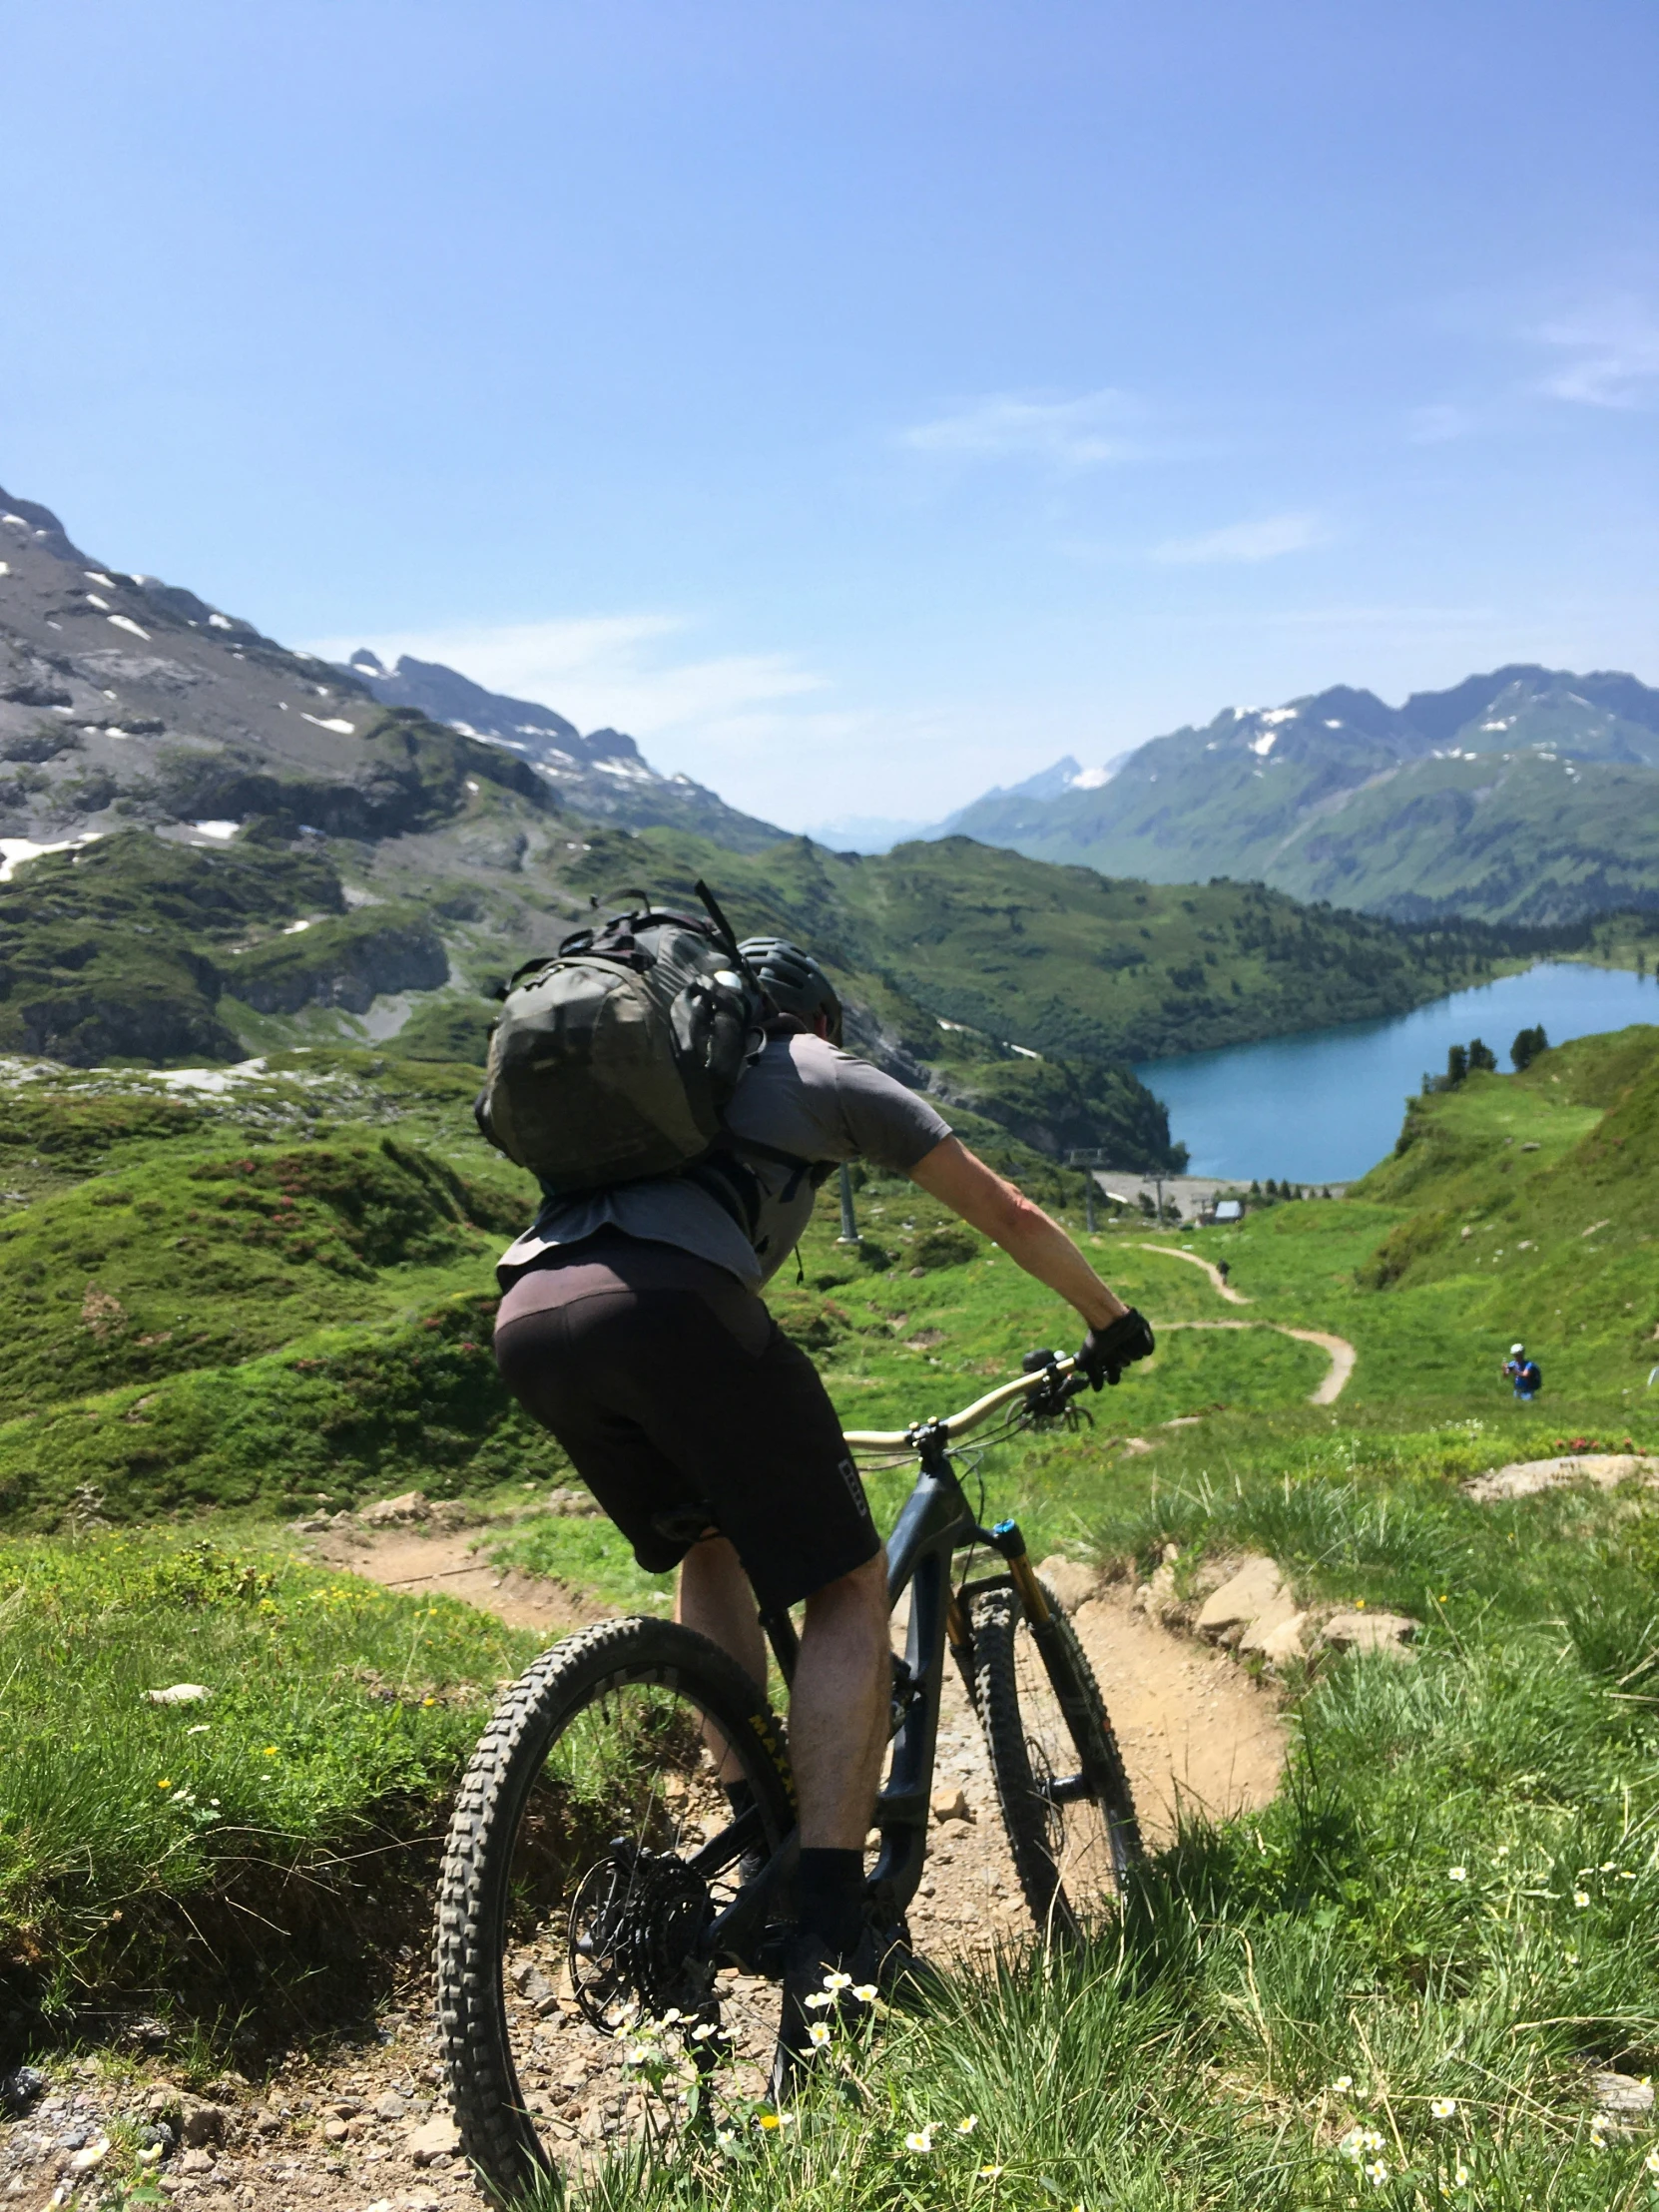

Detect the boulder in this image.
[179,2101,228,2147]
[145,1683,211,1706]
[1248,1611,1309,1667]
[1591,2071,1654,2126]
[1135,1561,1180,1623]
[359,1489,430,1525]
[1465,1455,1659,1503]
[407,2112,462,2165]
[1195,1557,1288,1647]
[1322,1609,1417,1656]
[1036,1555,1103,1613]
[930,1786,969,1823]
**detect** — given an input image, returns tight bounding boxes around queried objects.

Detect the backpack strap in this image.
[681,1137,833,1244]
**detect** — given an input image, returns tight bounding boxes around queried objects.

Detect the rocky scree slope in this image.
[945,667,1659,924]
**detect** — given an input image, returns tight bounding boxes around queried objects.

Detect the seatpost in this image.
[758,1604,801,1687]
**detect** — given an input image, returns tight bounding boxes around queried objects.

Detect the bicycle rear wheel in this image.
[435,1616,795,2204]
[970,1578,1142,1939]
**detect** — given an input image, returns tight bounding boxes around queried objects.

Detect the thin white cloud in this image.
[1534,299,1659,408]
[1406,402,1471,445]
[1151,513,1325,565]
[898,388,1143,467]
[304,614,827,743]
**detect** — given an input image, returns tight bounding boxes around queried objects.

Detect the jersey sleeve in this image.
[830,1049,952,1171]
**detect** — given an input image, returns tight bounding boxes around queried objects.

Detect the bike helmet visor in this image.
[738,936,843,1046]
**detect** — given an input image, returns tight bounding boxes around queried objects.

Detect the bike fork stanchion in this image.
[988,1516,1054,1626]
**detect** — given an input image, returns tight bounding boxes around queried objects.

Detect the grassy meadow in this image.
[2,1024,1657,2207]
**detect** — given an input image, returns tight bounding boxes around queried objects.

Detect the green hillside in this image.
[636,831,1528,1063]
[1348,1024,1659,1384]
[2,818,1543,1175]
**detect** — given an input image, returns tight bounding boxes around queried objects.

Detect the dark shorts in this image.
[493,1231,880,1613]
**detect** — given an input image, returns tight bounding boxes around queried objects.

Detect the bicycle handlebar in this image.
[841,1351,1080,1450]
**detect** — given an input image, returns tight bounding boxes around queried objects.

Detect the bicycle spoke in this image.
[484,1672,788,2161]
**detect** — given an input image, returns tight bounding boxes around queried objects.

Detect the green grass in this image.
[0,1527,538,1992]
[3,1023,1658,2210]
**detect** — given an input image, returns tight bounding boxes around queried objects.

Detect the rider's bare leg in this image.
[678,1538,889,1844]
[677,1534,767,1689]
[792,1549,890,1850]
[677,1536,768,1786]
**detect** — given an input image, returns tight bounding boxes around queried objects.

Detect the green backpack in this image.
[474,890,768,1194]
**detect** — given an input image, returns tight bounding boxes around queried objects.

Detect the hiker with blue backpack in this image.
[1502,1342,1542,1400]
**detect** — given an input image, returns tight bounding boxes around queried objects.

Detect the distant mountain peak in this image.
[342,650,787,850]
[937,663,1659,925]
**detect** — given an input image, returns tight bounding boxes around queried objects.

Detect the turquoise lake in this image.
[1133,962,1659,1183]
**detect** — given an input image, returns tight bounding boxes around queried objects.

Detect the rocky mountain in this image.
[344,649,787,851]
[942,668,1659,923]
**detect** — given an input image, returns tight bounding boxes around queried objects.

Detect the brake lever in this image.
[1020,1361,1091,1426]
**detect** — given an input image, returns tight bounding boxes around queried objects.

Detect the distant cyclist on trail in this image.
[481,910,1154,2089]
[1502,1342,1542,1400]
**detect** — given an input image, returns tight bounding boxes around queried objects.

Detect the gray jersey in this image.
[497,1032,952,1289]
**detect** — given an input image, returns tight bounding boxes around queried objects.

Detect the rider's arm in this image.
[906,1135,1129,1331]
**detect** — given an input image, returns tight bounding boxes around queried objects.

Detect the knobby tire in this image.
[970,1578,1143,1939]
[434,1615,795,2205]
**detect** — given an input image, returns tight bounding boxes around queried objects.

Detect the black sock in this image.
[795,1847,865,1956]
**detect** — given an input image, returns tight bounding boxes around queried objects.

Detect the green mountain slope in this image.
[609,830,1532,1063]
[1346,1023,1659,1383]
[2,822,1539,1172]
[944,667,1659,924]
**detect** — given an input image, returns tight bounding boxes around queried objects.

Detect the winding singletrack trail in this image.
[1136,1240,1252,1303]
[1135,1240,1357,1403]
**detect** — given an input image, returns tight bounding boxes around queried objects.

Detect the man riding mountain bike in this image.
[490,933,1154,2091]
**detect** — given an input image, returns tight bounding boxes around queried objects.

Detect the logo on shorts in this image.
[837,1455,874,1528]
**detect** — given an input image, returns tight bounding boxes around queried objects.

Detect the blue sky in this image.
[2,0,1655,828]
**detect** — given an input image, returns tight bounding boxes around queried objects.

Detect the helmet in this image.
[1509,1343,1524,1356]
[738,936,843,1045]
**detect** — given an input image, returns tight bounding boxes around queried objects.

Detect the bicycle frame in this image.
[699,1355,1083,1964]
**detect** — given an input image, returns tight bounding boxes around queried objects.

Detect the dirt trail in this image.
[324,1530,1285,1948]
[1279,1327,1357,1405]
[1154,1317,1357,1404]
[1130,1240,1357,1403]
[1136,1241,1252,1304]
[304,1523,606,1636]
[2,1529,1288,2212]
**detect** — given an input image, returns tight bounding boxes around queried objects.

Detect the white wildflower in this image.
[1447,1866,1467,1883]
[1430,2096,1457,2119]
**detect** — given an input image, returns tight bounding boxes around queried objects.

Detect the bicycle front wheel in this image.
[435,1616,796,2204]
[971,1578,1142,1939]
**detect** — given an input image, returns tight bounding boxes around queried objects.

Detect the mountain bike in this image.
[435,1348,1143,2200]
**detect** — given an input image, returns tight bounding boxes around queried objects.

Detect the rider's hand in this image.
[1077,1308,1155,1388]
